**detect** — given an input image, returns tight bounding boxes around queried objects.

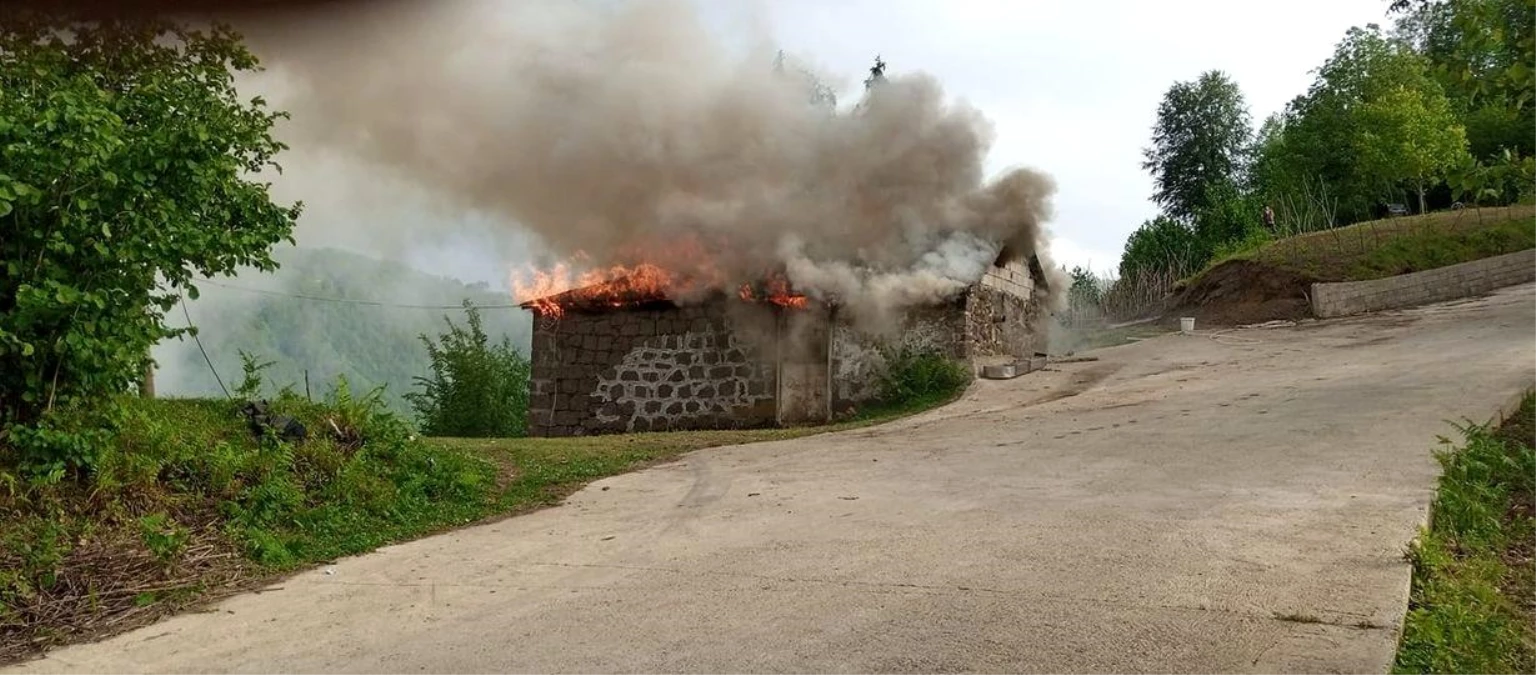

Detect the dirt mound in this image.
[1170,260,1317,327]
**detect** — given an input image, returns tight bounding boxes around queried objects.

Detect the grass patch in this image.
[1189,205,1535,286]
[0,384,495,662]
[1394,391,1536,674]
[0,376,958,664]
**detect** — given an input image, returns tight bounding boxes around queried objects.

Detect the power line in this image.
[191,278,526,310]
[182,297,231,399]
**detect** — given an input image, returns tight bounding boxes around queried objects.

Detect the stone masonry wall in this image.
[965,284,1041,365]
[528,301,778,436]
[968,258,1046,366]
[1311,249,1535,318]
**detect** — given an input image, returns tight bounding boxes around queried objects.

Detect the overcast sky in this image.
[256,0,1398,285]
[741,0,1394,274]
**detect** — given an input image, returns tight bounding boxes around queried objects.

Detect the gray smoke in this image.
[241,0,1059,321]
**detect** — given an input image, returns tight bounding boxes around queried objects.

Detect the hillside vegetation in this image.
[1170,205,1533,325]
[1218,204,1534,282]
[157,247,531,415]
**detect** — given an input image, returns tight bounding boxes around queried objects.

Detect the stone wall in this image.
[528,301,778,436]
[965,284,1042,366]
[1310,250,1535,319]
[528,258,1054,434]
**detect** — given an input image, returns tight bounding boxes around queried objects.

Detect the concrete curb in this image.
[1482,386,1533,429]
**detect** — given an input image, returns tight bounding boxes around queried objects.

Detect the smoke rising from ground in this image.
[243,0,1059,320]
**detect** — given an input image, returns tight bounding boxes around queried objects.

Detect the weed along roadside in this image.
[0,349,969,665]
[1394,391,1536,674]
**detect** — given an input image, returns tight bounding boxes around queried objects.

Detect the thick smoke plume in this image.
[244,0,1059,323]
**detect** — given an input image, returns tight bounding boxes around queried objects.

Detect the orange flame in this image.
[512,258,689,318]
[512,239,809,316]
[737,273,809,310]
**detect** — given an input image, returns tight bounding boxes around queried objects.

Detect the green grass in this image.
[1192,204,1535,285]
[1394,391,1536,674]
[0,376,959,664]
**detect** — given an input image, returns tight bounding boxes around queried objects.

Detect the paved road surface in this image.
[12,285,1536,674]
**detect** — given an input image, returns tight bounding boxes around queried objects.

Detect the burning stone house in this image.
[520,253,1050,437]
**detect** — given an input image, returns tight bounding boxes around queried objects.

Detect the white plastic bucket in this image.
[1180,317,1196,333]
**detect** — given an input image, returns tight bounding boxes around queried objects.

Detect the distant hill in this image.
[153,247,532,416]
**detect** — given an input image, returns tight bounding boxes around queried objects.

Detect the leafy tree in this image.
[1118,216,1206,279]
[1393,0,1534,159]
[1261,25,1450,222]
[1067,266,1102,308]
[1353,85,1470,213]
[1142,71,1253,223]
[0,13,299,465]
[407,302,530,438]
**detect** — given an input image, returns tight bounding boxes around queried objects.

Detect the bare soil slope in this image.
[1171,259,1316,326]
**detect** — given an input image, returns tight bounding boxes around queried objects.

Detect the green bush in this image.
[0,379,501,658]
[0,16,300,466]
[407,303,530,438]
[875,346,971,409]
[1118,216,1208,280]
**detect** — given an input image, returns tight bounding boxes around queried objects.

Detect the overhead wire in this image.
[181,296,231,399]
[191,278,525,310]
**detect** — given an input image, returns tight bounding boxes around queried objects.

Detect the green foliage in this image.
[1193,181,1266,254]
[1352,84,1471,213]
[1067,266,1104,309]
[1394,393,1535,674]
[0,14,300,468]
[1258,25,1448,223]
[1142,71,1253,223]
[91,384,492,565]
[874,346,970,410]
[234,350,274,401]
[407,302,531,438]
[137,513,188,564]
[1118,216,1206,279]
[160,247,530,417]
[0,380,503,657]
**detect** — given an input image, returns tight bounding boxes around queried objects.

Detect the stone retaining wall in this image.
[1310,249,1535,318]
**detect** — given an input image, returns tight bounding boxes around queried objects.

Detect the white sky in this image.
[742,0,1395,274]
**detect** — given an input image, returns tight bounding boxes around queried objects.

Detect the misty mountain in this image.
[154,247,532,416]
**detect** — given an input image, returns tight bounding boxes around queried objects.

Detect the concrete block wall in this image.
[528,301,778,436]
[980,259,1035,300]
[1311,249,1535,319]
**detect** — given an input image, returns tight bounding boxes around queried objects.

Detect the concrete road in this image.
[12,285,1535,674]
